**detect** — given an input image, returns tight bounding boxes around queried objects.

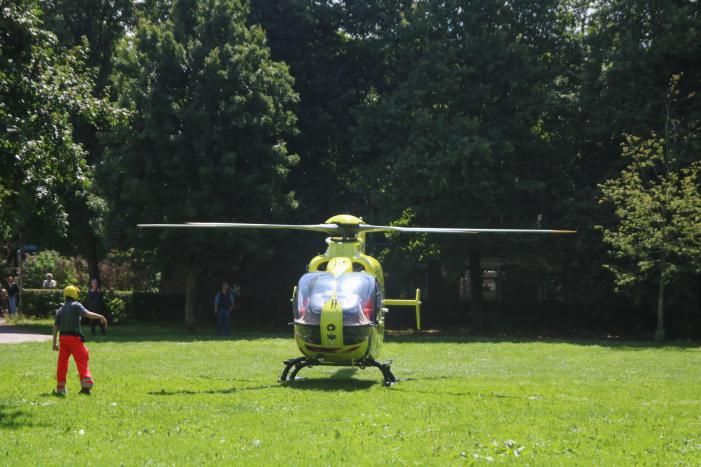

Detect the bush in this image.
[99,249,160,292]
[21,288,132,323]
[20,289,64,317]
[102,290,131,324]
[19,289,184,323]
[21,250,87,288]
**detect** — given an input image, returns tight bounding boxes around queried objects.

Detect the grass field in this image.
[1,321,700,465]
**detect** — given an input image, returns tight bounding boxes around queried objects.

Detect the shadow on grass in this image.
[74,327,701,349]
[387,375,553,399]
[148,383,281,396]
[0,321,52,335]
[5,320,699,349]
[2,320,289,343]
[388,385,534,399]
[148,369,378,395]
[0,404,51,430]
[386,332,701,350]
[284,378,377,391]
[81,322,291,343]
[283,368,378,391]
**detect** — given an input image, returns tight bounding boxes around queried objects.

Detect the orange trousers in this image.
[56,335,92,387]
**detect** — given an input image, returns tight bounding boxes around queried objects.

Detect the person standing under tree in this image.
[86,278,107,335]
[214,281,235,337]
[7,276,19,316]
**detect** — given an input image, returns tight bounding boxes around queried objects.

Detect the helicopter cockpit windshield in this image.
[294,272,379,326]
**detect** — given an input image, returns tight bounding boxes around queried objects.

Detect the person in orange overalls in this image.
[52,285,107,396]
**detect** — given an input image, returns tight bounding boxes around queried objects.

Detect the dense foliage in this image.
[599,133,701,338]
[2,0,700,336]
[19,287,161,323]
[0,0,112,254]
[21,249,86,287]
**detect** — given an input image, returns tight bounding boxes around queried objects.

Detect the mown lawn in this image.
[1,322,700,465]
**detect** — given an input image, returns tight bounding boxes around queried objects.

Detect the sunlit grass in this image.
[1,322,700,465]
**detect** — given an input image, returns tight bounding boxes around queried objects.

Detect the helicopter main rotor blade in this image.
[137,222,339,234]
[358,224,576,234]
[137,220,576,235]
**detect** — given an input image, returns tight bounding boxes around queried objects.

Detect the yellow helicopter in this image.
[139,214,575,385]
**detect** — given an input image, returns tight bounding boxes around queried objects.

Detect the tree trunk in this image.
[85,233,101,285]
[654,255,666,341]
[468,247,483,305]
[184,270,197,332]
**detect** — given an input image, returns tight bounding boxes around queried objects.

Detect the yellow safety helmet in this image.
[63,285,80,300]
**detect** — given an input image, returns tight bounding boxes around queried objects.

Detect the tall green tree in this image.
[598,76,701,339]
[249,1,408,220]
[599,135,701,339]
[0,0,110,263]
[102,0,299,326]
[351,0,574,300]
[41,0,136,282]
[566,0,701,322]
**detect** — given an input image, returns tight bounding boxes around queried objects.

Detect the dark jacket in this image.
[86,289,105,313]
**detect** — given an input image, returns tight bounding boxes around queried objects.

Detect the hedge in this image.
[19,289,184,323]
[20,289,65,318]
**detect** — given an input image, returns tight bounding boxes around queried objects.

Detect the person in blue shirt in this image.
[214,281,235,336]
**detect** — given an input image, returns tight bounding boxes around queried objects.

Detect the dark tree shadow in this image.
[0,404,51,430]
[6,321,698,349]
[0,322,51,335]
[386,332,701,350]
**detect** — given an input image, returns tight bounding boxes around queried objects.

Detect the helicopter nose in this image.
[320,297,344,348]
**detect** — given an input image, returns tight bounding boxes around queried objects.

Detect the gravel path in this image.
[0,317,52,344]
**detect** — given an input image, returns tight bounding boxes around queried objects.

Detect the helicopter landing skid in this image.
[279,357,397,387]
[362,358,397,386]
[279,357,314,383]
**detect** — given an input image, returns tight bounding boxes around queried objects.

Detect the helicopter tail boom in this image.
[384,289,422,330]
